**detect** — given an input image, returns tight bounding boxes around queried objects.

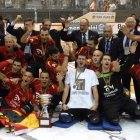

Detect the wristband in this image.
[64,55,69,57]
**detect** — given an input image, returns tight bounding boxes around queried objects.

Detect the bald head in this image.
[80,18,89,33]
[125,17,136,31]
[92,50,103,64]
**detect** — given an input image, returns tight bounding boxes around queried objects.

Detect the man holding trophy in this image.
[30,71,64,127]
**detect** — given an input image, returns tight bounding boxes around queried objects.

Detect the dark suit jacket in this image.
[61,30,99,51]
[98,37,124,62]
[6,25,40,52]
[117,29,140,64]
[50,29,63,53]
[0,34,5,46]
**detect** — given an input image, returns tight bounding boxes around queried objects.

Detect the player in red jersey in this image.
[87,50,120,76]
[0,71,40,115]
[72,36,98,60]
[30,71,64,114]
[0,58,23,98]
[0,35,27,74]
[46,46,71,84]
[21,25,56,78]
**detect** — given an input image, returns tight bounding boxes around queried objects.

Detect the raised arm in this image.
[20,22,33,43]
[121,25,140,41]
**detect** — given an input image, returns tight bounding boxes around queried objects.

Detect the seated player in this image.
[72,36,98,60]
[0,71,40,116]
[30,71,64,114]
[0,35,27,74]
[97,42,140,126]
[46,46,72,85]
[59,53,101,125]
[0,58,23,98]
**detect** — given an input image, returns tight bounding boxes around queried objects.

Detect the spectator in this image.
[104,1,109,12]
[68,14,74,21]
[0,16,4,35]
[90,0,96,12]
[83,6,88,15]
[109,1,117,12]
[131,14,140,30]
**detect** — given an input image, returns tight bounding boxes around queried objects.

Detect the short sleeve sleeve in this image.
[65,71,70,85]
[91,71,99,87]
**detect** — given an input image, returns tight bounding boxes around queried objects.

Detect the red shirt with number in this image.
[0,61,22,90]
[46,54,70,84]
[28,35,56,63]
[5,80,36,108]
[30,79,58,107]
[0,45,28,67]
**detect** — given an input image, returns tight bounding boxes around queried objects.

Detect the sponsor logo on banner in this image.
[68,23,106,34]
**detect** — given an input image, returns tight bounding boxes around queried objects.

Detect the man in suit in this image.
[61,18,99,51]
[42,18,65,53]
[6,15,40,53]
[118,17,140,104]
[98,25,124,62]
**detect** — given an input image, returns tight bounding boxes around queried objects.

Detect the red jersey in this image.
[75,46,94,59]
[128,64,140,87]
[30,79,58,107]
[46,54,69,84]
[28,35,56,63]
[0,60,22,90]
[0,45,28,67]
[5,80,36,108]
[87,59,114,71]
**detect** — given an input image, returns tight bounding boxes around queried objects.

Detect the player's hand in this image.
[72,41,78,51]
[7,59,13,64]
[130,41,138,54]
[56,72,64,81]
[20,68,26,74]
[63,45,70,55]
[63,104,70,111]
[14,15,22,23]
[65,20,71,29]
[120,25,130,35]
[95,71,101,77]
[112,59,121,72]
[90,103,98,111]
[60,17,65,23]
[11,78,20,85]
[27,22,33,33]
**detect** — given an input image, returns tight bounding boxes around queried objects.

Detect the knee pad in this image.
[109,118,119,126]
[59,112,73,123]
[89,113,101,125]
[135,105,140,115]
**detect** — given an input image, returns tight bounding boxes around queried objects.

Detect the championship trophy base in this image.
[39,114,52,128]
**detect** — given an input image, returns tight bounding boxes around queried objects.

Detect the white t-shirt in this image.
[65,68,99,109]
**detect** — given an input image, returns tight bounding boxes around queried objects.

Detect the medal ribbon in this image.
[102,72,111,92]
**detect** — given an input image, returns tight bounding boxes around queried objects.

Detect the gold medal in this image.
[108,90,110,93]
[73,85,76,89]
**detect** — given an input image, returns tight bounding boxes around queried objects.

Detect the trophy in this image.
[39,94,53,128]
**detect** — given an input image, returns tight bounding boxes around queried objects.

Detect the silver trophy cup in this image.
[39,94,53,127]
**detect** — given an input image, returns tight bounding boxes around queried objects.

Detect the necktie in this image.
[83,33,87,46]
[106,40,110,53]
[125,37,130,47]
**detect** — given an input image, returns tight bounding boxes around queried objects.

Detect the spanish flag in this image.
[0,108,39,135]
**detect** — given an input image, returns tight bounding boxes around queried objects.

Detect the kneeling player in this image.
[59,53,101,125]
